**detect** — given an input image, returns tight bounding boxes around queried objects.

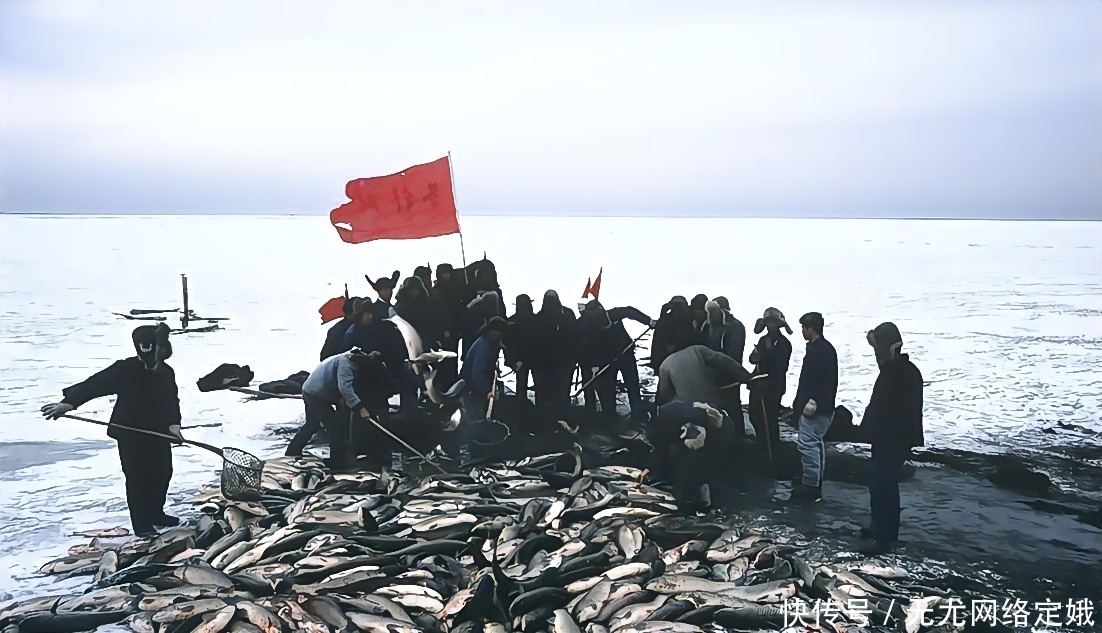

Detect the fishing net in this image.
[220,447,264,502]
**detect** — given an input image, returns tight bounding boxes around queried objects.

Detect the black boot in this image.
[151,513,180,527]
[133,523,158,538]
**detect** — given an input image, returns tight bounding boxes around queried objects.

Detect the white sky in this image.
[2,0,1099,217]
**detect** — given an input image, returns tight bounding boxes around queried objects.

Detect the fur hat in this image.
[690,294,708,311]
[436,263,453,275]
[754,307,792,335]
[868,321,903,367]
[366,270,401,292]
[714,296,730,312]
[351,297,374,318]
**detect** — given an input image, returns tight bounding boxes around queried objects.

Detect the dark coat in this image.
[431,279,467,341]
[702,311,746,365]
[505,310,538,368]
[859,354,924,452]
[578,306,651,367]
[531,296,579,369]
[62,358,181,440]
[793,337,838,417]
[320,318,354,361]
[649,301,703,371]
[748,330,793,396]
[395,278,440,345]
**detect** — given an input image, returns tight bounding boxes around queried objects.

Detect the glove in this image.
[168,425,184,444]
[649,320,658,329]
[358,407,371,419]
[41,402,74,420]
[803,399,818,417]
[691,402,724,428]
[681,423,707,450]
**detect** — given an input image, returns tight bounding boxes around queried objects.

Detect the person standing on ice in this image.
[857,322,924,555]
[790,312,839,503]
[747,307,793,473]
[576,300,655,422]
[454,316,509,458]
[530,290,579,420]
[701,298,747,433]
[40,323,183,538]
[505,294,538,401]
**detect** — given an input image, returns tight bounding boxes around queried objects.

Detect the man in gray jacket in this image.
[656,334,751,407]
[289,348,380,469]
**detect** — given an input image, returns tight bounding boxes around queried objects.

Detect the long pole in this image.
[446,151,470,285]
[571,326,653,399]
[181,275,190,330]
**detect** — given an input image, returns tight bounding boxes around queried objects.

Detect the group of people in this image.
[39,261,925,554]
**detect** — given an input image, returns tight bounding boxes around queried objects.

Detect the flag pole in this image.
[446,151,470,285]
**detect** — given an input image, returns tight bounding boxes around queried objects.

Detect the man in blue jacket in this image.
[791,312,839,502]
[295,347,381,469]
[858,322,924,554]
[455,316,509,456]
[341,298,418,414]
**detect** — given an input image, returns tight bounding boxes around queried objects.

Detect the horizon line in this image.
[1,211,1098,222]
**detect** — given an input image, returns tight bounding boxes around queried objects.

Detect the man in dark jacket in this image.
[649,297,700,372]
[41,323,182,537]
[858,322,924,554]
[530,290,579,419]
[431,263,465,388]
[366,271,401,321]
[505,294,538,400]
[689,294,709,335]
[702,298,747,433]
[747,307,793,471]
[341,298,417,414]
[320,296,359,361]
[578,300,654,421]
[394,276,439,349]
[413,264,433,289]
[791,312,839,502]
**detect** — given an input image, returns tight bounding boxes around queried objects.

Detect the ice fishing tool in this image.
[572,325,653,399]
[228,387,303,400]
[60,414,263,502]
[364,414,449,475]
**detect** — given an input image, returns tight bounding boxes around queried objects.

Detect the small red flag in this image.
[329,157,460,244]
[583,268,603,301]
[581,278,591,299]
[319,296,345,324]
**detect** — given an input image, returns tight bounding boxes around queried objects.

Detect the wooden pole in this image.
[181,275,190,330]
[446,151,469,285]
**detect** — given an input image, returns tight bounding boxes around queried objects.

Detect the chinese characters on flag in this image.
[329,157,460,244]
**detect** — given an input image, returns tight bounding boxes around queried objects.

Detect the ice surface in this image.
[0,214,1099,600]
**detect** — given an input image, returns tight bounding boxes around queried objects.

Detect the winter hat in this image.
[515,294,533,313]
[867,321,903,368]
[413,265,432,282]
[714,296,731,312]
[690,294,709,311]
[351,297,374,318]
[583,299,612,328]
[341,296,359,318]
[754,307,792,335]
[133,322,172,369]
[485,316,509,334]
[704,299,724,319]
[436,263,454,276]
[670,295,688,306]
[367,270,401,292]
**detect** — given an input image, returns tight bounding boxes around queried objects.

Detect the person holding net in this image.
[40,323,183,538]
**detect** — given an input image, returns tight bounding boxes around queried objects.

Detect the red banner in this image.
[329,157,460,244]
[582,268,603,301]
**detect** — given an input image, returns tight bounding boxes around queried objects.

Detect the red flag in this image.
[583,268,603,301]
[581,277,591,299]
[319,296,345,324]
[329,157,460,244]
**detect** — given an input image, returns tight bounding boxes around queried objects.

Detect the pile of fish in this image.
[3,452,959,633]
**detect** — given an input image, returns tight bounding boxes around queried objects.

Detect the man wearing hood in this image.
[649,297,700,372]
[655,323,751,408]
[644,401,737,511]
[530,290,579,418]
[857,322,924,554]
[431,263,465,387]
[394,276,440,349]
[366,271,401,321]
[41,323,183,537]
[291,347,382,467]
[689,294,709,334]
[578,300,654,421]
[747,308,793,470]
[701,298,747,431]
[320,296,359,361]
[505,294,538,400]
[791,312,839,502]
[413,265,433,289]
